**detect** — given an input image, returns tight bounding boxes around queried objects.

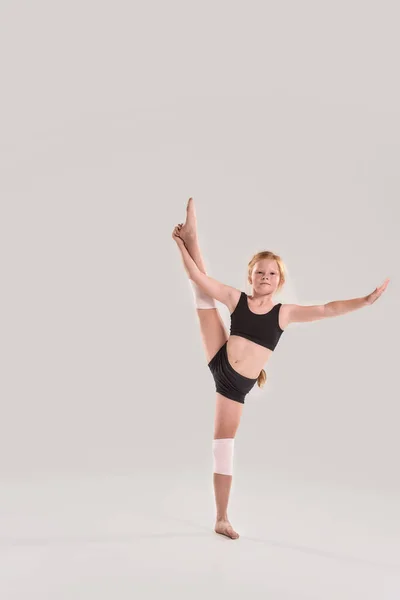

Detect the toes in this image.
[228,528,238,538]
[215,523,239,539]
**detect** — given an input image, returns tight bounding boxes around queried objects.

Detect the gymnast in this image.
[172,197,389,540]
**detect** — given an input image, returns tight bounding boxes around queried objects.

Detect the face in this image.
[249,259,280,295]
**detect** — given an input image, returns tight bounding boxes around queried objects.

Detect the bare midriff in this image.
[226,335,273,379]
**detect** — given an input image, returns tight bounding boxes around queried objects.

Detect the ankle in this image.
[216,514,228,522]
[185,231,197,244]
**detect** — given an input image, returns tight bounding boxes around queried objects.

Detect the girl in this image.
[172,197,389,540]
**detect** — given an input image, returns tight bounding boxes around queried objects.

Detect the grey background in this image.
[0,1,399,597]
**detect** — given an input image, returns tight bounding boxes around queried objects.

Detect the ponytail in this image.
[257,369,267,388]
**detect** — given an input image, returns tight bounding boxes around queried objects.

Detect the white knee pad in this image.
[190,280,216,309]
[213,438,235,475]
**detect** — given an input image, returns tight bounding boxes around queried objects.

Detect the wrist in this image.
[363,295,371,306]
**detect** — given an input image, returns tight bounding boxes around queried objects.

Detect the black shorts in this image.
[208,341,258,404]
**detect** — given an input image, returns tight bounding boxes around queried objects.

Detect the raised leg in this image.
[177,198,229,364]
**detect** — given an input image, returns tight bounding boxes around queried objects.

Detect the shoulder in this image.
[276,303,291,330]
[228,289,244,315]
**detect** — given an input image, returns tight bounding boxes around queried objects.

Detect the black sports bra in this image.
[230,291,284,351]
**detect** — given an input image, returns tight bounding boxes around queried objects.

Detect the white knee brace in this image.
[190,280,216,309]
[213,438,235,475]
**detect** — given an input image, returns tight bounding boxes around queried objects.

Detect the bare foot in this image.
[214,519,240,540]
[177,197,198,246]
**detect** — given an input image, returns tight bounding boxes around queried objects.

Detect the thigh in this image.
[213,393,244,439]
[197,308,229,364]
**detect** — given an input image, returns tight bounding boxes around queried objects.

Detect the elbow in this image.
[324,303,336,318]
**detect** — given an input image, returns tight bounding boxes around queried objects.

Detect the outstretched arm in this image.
[286,278,390,325]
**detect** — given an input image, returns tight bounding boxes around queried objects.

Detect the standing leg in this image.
[175,198,241,540]
[212,393,242,539]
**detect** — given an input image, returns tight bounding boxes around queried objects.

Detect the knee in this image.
[212,438,234,475]
[214,421,240,440]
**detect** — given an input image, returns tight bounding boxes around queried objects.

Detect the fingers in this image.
[371,278,390,302]
[172,225,184,243]
[375,279,389,293]
[378,279,389,293]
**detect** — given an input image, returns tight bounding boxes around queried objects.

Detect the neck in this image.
[250,290,273,304]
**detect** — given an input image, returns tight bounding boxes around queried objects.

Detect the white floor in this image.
[0,470,399,600]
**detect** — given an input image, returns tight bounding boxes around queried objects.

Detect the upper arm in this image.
[190,271,239,311]
[283,303,327,326]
